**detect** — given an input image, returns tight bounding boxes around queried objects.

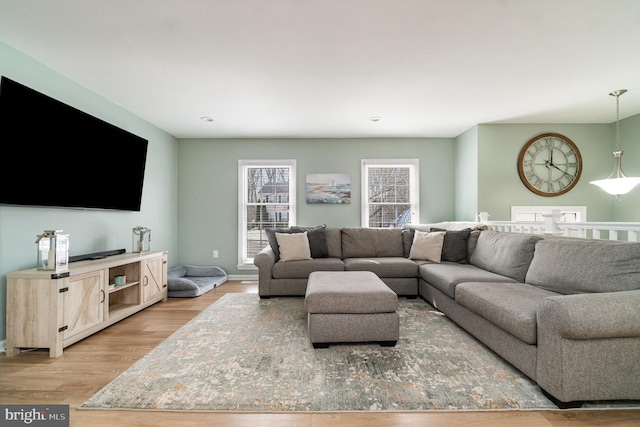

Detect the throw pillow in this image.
[291,224,328,258]
[266,225,328,261]
[265,228,293,261]
[409,230,446,262]
[275,231,312,262]
[431,227,472,263]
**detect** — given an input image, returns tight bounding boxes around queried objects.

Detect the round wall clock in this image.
[517,133,582,197]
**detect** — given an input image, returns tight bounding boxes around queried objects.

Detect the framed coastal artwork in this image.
[306,173,351,204]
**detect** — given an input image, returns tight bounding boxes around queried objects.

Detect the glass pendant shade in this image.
[590,90,639,199]
[590,151,640,197]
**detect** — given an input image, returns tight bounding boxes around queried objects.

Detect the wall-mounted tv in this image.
[0,76,148,211]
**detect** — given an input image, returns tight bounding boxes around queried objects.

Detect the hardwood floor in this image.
[1,281,639,427]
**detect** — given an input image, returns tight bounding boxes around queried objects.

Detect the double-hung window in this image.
[361,159,419,228]
[238,159,296,268]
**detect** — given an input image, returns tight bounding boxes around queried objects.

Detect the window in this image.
[238,160,296,268]
[361,159,419,228]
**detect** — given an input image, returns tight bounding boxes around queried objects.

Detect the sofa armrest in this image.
[536,289,640,402]
[254,246,276,297]
[539,290,640,340]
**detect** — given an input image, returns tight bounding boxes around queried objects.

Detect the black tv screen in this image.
[0,76,148,211]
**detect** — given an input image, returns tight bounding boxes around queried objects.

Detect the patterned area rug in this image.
[79,293,590,412]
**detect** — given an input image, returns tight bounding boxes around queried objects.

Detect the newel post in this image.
[542,209,562,235]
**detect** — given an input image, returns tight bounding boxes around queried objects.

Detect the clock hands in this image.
[544,159,574,179]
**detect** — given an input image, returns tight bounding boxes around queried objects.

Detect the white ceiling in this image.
[1,0,640,139]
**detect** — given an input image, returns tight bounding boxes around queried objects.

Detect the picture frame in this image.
[305,173,351,204]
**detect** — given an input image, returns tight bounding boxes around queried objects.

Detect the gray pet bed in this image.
[167,265,228,297]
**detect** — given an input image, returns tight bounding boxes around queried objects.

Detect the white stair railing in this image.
[480,211,640,242]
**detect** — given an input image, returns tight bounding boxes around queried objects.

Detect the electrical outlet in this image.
[213,250,219,258]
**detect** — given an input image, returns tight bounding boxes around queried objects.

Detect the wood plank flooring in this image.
[1,281,639,427]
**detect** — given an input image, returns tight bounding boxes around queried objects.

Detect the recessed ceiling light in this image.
[369,116,382,122]
[200,116,214,122]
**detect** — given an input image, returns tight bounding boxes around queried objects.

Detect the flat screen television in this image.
[0,76,148,211]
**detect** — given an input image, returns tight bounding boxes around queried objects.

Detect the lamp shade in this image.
[590,177,640,196]
[590,150,640,197]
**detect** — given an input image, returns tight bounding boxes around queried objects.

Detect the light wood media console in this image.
[6,251,168,357]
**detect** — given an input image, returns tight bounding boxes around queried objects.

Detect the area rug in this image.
[79,294,625,412]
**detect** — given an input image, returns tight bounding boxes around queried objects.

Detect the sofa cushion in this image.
[419,262,517,299]
[409,230,445,262]
[341,228,404,258]
[275,231,312,261]
[467,229,481,262]
[469,231,542,282]
[344,257,419,278]
[326,228,342,258]
[272,257,345,279]
[431,227,472,263]
[456,282,560,344]
[266,224,328,261]
[402,228,414,257]
[526,238,640,294]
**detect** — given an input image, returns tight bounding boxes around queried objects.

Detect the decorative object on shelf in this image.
[113,275,127,285]
[35,230,69,272]
[132,226,151,252]
[517,133,582,197]
[590,89,640,200]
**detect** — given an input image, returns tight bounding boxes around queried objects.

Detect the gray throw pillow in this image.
[265,225,328,261]
[431,227,472,263]
[291,225,328,258]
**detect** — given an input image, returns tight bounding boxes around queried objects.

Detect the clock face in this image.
[517,133,582,197]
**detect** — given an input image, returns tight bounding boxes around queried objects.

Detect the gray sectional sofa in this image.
[254,224,640,405]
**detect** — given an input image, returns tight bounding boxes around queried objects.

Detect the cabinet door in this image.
[143,256,165,302]
[63,270,105,340]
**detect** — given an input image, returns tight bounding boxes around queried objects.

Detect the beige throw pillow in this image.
[409,230,445,262]
[275,231,312,262]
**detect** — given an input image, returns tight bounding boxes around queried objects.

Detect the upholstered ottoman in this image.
[304,271,399,348]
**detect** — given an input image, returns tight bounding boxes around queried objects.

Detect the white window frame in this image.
[237,159,296,269]
[510,205,587,222]
[361,159,419,228]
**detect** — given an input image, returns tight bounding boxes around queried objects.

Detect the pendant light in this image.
[590,89,640,200]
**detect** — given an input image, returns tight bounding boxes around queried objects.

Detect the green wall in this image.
[0,42,179,344]
[454,126,479,221]
[474,122,639,221]
[176,138,456,275]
